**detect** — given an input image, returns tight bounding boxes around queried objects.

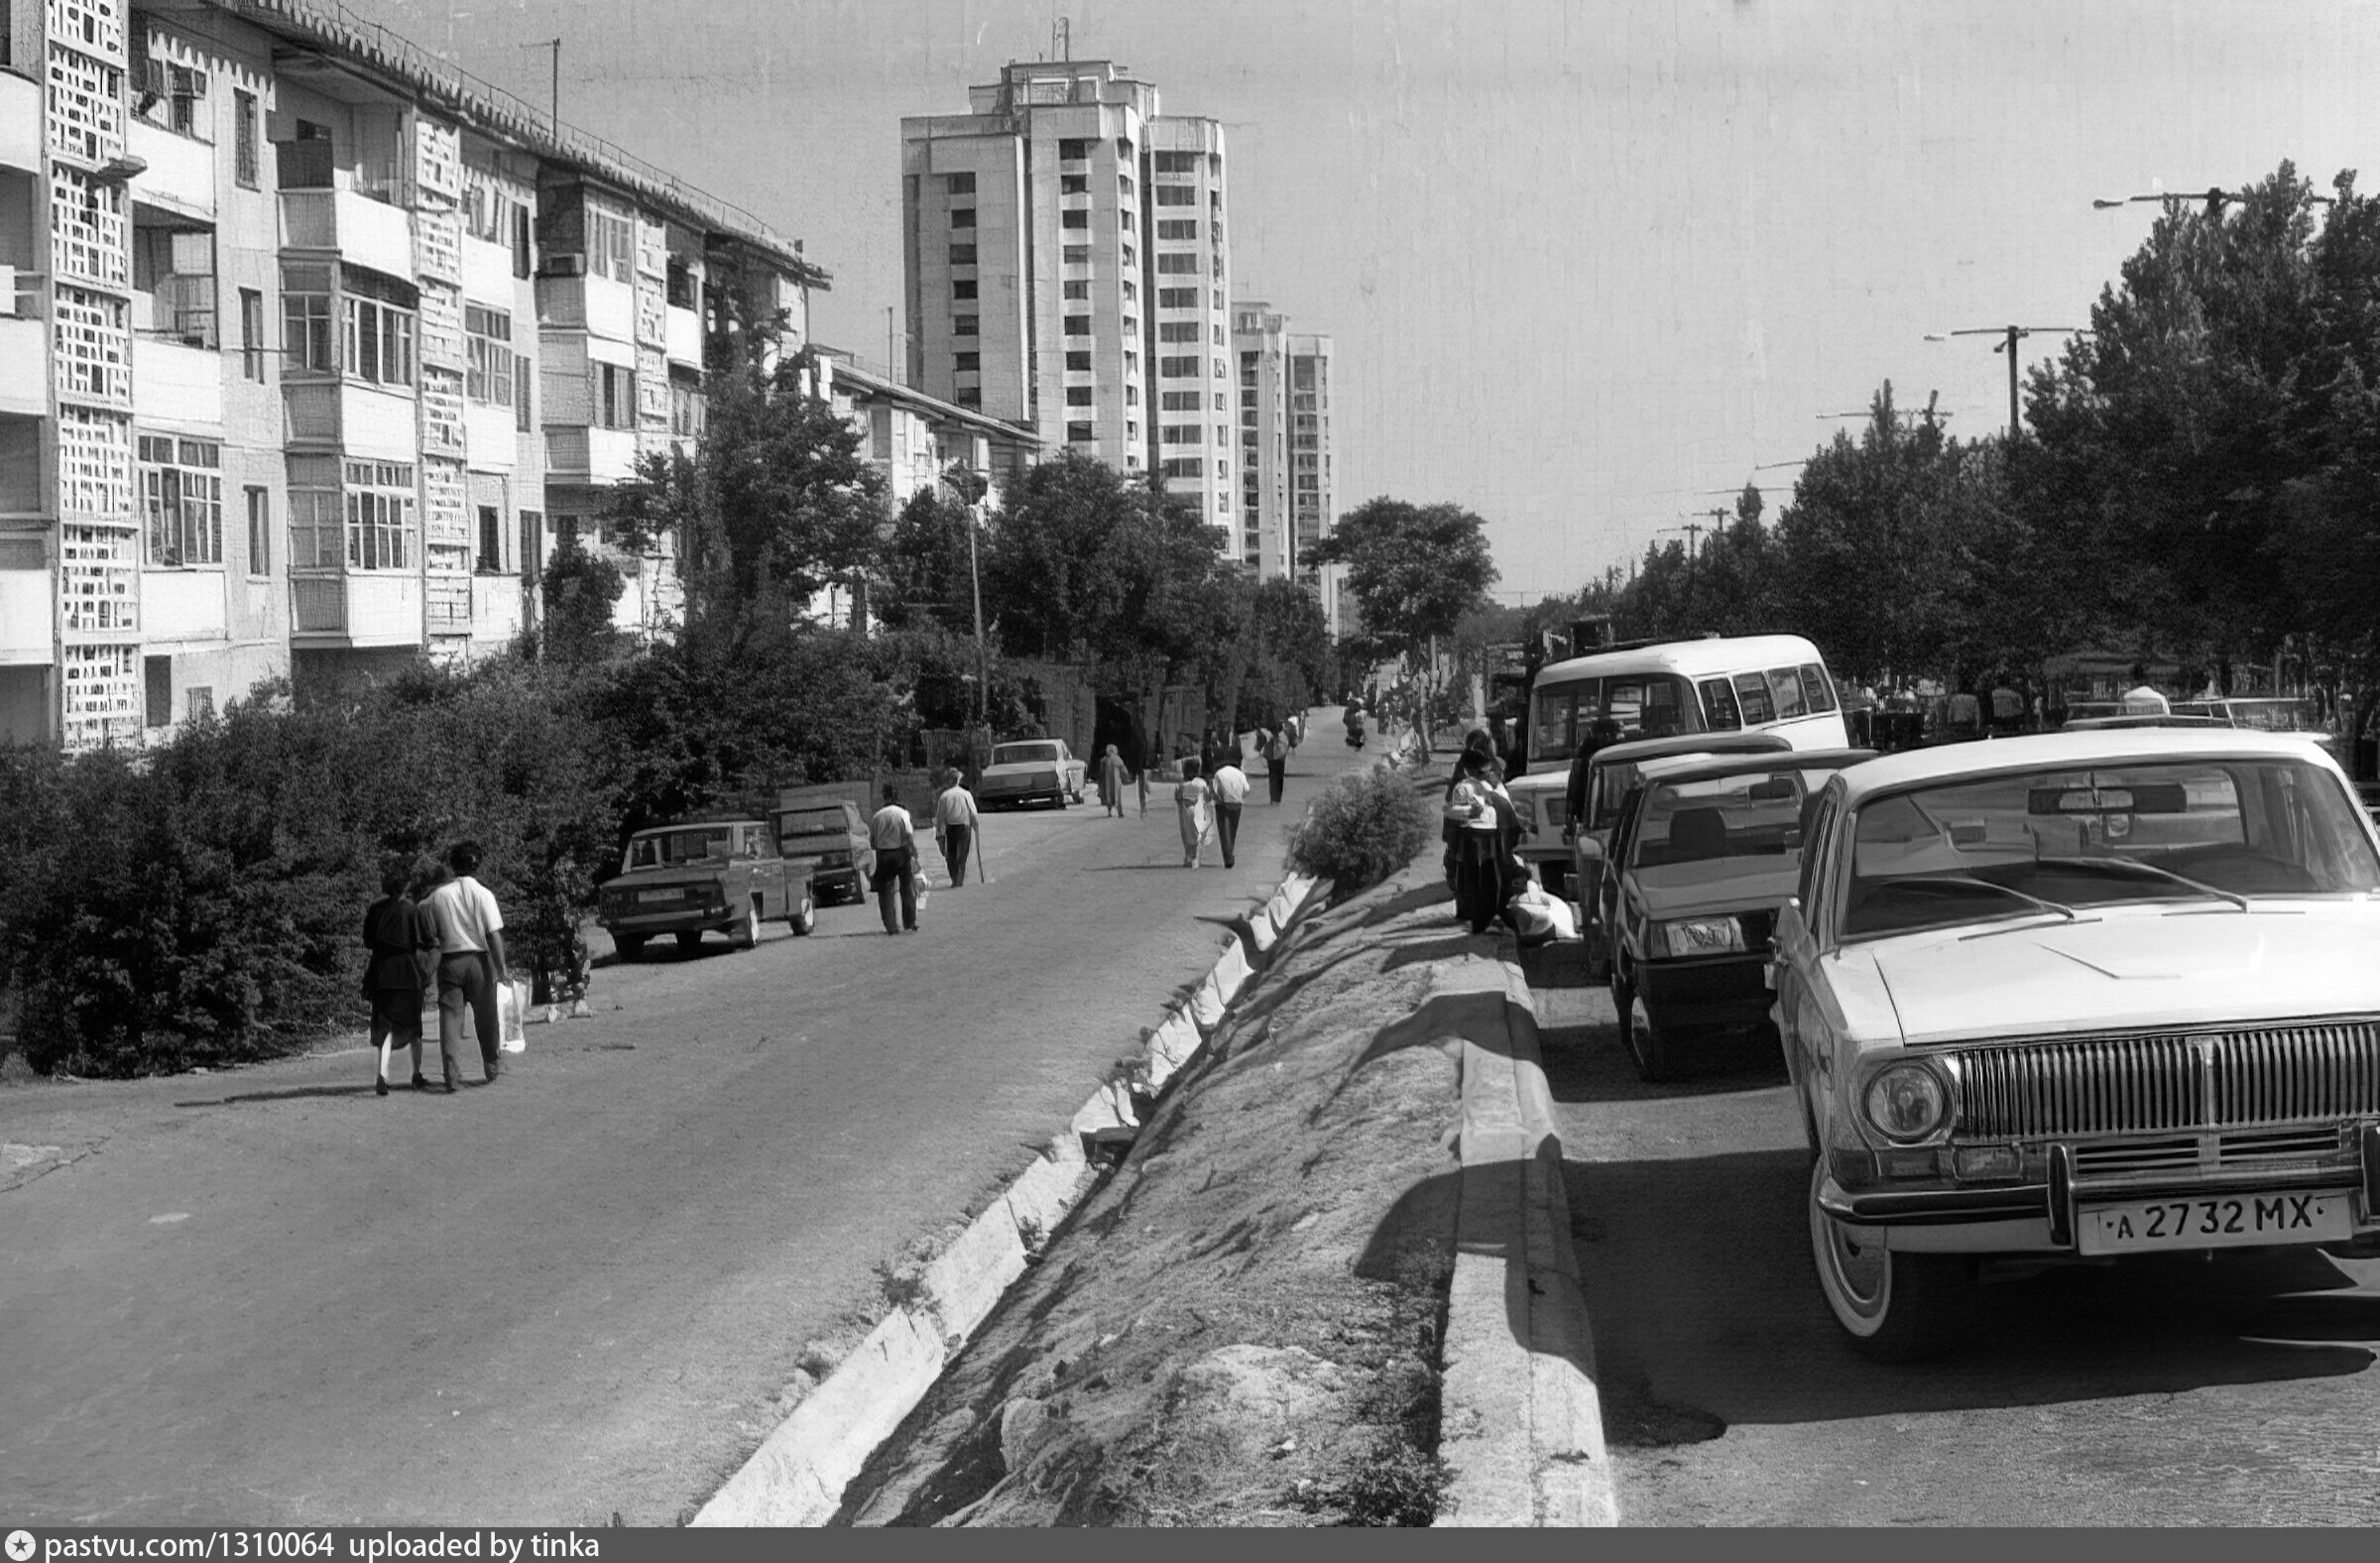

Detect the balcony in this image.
[536,269,635,342]
[141,566,227,643]
[290,572,423,649]
[126,119,215,219]
[0,557,50,662]
[665,303,702,368]
[131,327,223,428]
[0,298,42,419]
[544,426,640,484]
[0,68,37,175]
[281,187,415,284]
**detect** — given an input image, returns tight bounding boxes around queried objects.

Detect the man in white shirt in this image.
[869,784,922,934]
[1210,752,1250,869]
[933,768,982,888]
[425,839,510,1091]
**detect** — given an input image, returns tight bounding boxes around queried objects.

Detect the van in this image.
[1504,634,1849,890]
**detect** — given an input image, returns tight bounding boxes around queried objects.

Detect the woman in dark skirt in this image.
[363,859,441,1096]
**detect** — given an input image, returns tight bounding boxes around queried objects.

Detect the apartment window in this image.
[1061,209,1088,230]
[669,373,704,437]
[954,314,980,337]
[1158,287,1198,309]
[1067,421,1093,442]
[953,351,980,372]
[1122,279,1136,302]
[1061,244,1089,265]
[244,487,269,576]
[1159,355,1200,378]
[343,460,416,570]
[516,353,533,431]
[464,304,514,406]
[665,257,697,309]
[1060,175,1087,195]
[1213,324,1226,346]
[1157,219,1197,241]
[1066,350,1091,371]
[234,89,258,187]
[596,364,636,429]
[287,455,340,569]
[139,60,208,137]
[944,172,976,195]
[1062,280,1089,301]
[1118,174,1135,196]
[343,294,416,388]
[138,435,222,566]
[1213,288,1226,310]
[1125,384,1137,406]
[1217,423,1229,445]
[1154,185,1196,206]
[1156,253,1198,274]
[952,280,978,301]
[1120,244,1134,267]
[1162,457,1201,478]
[144,657,172,729]
[1124,350,1138,375]
[1161,424,1201,444]
[477,505,503,573]
[1154,151,1199,174]
[587,208,635,282]
[239,288,264,381]
[1158,321,1199,343]
[955,389,982,408]
[1120,210,1134,233]
[1058,138,1089,161]
[1064,314,1090,336]
[1127,422,1139,442]
[1122,314,1136,335]
[948,244,977,265]
[1214,393,1227,411]
[951,207,977,229]
[1161,391,1201,411]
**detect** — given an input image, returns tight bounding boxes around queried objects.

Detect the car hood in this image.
[1858,902,2380,1046]
[1633,860,1800,921]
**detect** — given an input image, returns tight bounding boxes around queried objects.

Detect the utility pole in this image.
[886,305,899,386]
[1926,325,2087,439]
[520,38,560,131]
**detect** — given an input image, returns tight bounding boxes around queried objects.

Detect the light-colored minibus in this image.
[1503,634,1850,889]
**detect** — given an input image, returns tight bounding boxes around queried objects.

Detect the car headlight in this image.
[1863,1062,1950,1143]
[1648,916,1745,959]
[1509,795,1537,832]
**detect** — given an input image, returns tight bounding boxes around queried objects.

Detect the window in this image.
[665,257,697,309]
[1162,457,1201,478]
[1157,321,1198,343]
[1213,324,1226,346]
[597,364,636,428]
[587,208,635,282]
[1156,219,1197,240]
[145,657,171,729]
[239,288,264,381]
[1216,423,1229,444]
[234,89,258,187]
[955,389,982,408]
[138,435,222,566]
[1158,287,1198,309]
[1213,289,1225,310]
[1119,174,1134,196]
[477,505,503,573]
[954,351,980,371]
[1159,355,1200,378]
[948,244,977,266]
[1214,393,1227,411]
[1125,384,1137,405]
[1154,151,1200,174]
[1067,421,1094,442]
[1156,253,1198,274]
[343,460,416,570]
[1066,386,1093,406]
[1161,423,1201,444]
[244,486,269,576]
[944,172,976,194]
[464,305,514,406]
[287,454,341,570]
[1060,175,1087,195]
[669,374,704,437]
[1154,185,1196,206]
[1160,391,1201,411]
[1120,243,1135,267]
[343,294,416,388]
[951,207,977,229]
[1061,209,1088,230]
[1064,314,1090,336]
[1062,280,1089,301]
[1058,138,1089,161]
[1799,663,1840,714]
[954,314,980,337]
[1122,314,1136,335]
[1066,350,1091,371]
[186,686,213,723]
[1120,210,1134,233]
[952,280,977,301]
[1122,279,1136,302]
[1061,244,1089,265]
[516,353,533,431]
[1124,350,1138,374]
[1699,677,1742,732]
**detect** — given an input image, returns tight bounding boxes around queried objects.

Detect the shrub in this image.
[1282,765,1434,893]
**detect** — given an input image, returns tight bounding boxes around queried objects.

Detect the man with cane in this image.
[934,766,983,889]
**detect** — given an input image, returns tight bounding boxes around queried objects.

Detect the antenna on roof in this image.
[1054,17,1071,60]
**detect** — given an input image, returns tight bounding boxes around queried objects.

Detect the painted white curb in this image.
[691,866,1330,1528]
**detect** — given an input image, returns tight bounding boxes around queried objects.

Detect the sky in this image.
[361,0,2380,601]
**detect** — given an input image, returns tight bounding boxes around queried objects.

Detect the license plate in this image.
[638,889,683,903]
[2078,1191,2351,1256]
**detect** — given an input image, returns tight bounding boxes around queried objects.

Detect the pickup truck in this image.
[597,817,816,960]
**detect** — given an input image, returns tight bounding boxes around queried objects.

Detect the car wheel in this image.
[789,894,815,936]
[731,897,761,950]
[1808,1155,1976,1363]
[674,929,703,951]
[615,934,647,962]
[1613,966,1678,1082]
[1583,927,1610,984]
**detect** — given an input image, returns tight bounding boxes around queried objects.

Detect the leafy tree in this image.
[536,541,627,665]
[1308,498,1499,740]
[877,486,982,638]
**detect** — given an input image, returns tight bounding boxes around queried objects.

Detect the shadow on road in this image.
[174,1083,385,1107]
[1537,1016,1785,1107]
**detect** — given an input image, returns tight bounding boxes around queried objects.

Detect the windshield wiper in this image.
[1875,874,2081,933]
[2032,855,2250,911]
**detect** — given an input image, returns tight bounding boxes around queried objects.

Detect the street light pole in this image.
[1925,326,2088,438]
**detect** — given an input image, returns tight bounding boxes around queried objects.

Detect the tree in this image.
[536,542,626,665]
[876,487,981,638]
[1308,498,1499,740]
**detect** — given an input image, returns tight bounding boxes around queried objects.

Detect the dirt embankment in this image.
[835,869,1477,1526]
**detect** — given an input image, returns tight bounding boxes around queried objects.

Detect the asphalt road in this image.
[0,726,1368,1526]
[1522,940,2380,1526]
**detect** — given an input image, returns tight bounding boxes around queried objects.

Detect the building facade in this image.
[901,60,1236,547]
[0,0,822,751]
[1231,300,1288,579]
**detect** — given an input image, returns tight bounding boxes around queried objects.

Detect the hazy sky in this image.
[364,0,2380,599]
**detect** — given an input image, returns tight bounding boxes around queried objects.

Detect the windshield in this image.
[1628,771,1812,872]
[1842,758,2380,939]
[993,743,1059,766]
[1531,673,1698,763]
[775,808,848,838]
[627,827,735,871]
[2224,698,2320,733]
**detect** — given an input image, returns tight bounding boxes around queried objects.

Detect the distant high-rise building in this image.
[1286,331,1336,580]
[901,60,1236,546]
[1231,301,1290,578]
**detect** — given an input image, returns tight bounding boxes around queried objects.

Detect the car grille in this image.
[1951,1022,2380,1138]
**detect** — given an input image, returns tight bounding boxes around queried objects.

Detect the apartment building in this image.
[1230,301,1288,579]
[900,60,1235,545]
[1285,332,1335,575]
[0,0,823,752]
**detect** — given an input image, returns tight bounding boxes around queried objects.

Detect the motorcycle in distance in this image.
[1345,708,1368,749]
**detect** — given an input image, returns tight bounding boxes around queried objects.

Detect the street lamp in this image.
[2093,187,2334,210]
[940,463,991,726]
[1924,327,2087,438]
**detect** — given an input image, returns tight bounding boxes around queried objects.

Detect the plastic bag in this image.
[498,977,532,1053]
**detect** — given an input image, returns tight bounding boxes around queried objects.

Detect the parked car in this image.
[1552,730,1791,976]
[2060,714,2229,731]
[773,795,875,905]
[978,739,1087,809]
[1773,729,2380,1362]
[598,818,816,960]
[2170,695,2341,762]
[1602,748,1875,1080]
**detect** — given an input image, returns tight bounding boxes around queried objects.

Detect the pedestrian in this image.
[1098,743,1129,818]
[1447,749,1522,935]
[1563,716,1625,842]
[362,857,439,1097]
[426,840,510,1091]
[1210,751,1250,868]
[933,767,980,889]
[869,783,922,934]
[1174,757,1213,868]
[1262,721,1290,804]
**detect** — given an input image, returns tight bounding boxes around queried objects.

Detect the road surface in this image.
[0,728,1367,1525]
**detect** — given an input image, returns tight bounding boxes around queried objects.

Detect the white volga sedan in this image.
[1773,729,2380,1362]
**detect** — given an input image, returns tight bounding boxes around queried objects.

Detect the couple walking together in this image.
[361,841,512,1095]
[1172,752,1249,868]
[867,772,984,934]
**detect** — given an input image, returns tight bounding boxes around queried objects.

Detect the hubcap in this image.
[1812,1158,1889,1322]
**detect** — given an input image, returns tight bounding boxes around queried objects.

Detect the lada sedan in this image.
[1603,748,1873,1080]
[978,740,1088,810]
[598,818,816,960]
[1774,730,2380,1361]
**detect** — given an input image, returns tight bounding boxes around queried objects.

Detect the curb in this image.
[1431,956,1618,1527]
[691,869,1330,1527]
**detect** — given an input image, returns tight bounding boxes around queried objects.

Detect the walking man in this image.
[1211,750,1250,869]
[870,783,922,934]
[1263,722,1290,803]
[427,840,509,1091]
[934,767,980,889]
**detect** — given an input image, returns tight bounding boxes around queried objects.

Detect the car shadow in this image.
[1537,1013,1786,1105]
[175,1083,385,1107]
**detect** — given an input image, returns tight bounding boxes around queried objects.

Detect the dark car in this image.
[598,818,816,960]
[774,799,875,905]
